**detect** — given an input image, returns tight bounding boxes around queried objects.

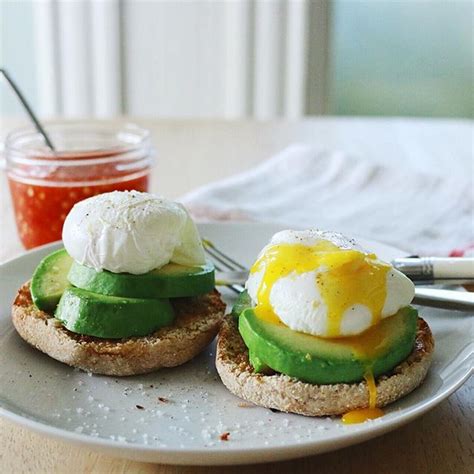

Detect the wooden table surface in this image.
[0,118,472,473]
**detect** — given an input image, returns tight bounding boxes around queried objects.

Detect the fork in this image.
[202,239,244,294]
[203,240,474,312]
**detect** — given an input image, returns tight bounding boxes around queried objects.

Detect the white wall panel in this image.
[33,0,60,117]
[26,0,328,118]
[123,0,228,117]
[253,0,286,118]
[224,0,253,117]
[90,0,122,117]
[57,1,93,117]
[284,0,308,117]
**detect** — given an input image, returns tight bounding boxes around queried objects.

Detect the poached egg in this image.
[246,230,415,338]
[62,191,205,274]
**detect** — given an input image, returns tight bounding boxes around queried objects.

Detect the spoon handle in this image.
[0,68,55,151]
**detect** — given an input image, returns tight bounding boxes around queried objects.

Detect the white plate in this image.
[0,222,472,465]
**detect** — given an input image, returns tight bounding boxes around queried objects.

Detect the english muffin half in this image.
[216,314,434,416]
[12,282,225,376]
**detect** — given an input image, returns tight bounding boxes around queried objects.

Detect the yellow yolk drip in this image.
[250,241,390,337]
[341,372,384,424]
[250,239,390,424]
[327,315,394,359]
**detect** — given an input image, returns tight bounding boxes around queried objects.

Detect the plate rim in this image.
[0,222,472,465]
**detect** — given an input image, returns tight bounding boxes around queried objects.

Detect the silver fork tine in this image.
[203,240,245,294]
[202,239,247,270]
[205,246,237,272]
[208,258,241,294]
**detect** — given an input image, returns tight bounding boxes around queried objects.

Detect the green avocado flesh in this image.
[31,249,73,312]
[68,261,215,298]
[55,287,175,339]
[30,248,207,338]
[234,292,418,384]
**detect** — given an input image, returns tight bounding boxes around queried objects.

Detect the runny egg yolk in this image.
[341,372,384,424]
[250,240,391,337]
[250,239,389,423]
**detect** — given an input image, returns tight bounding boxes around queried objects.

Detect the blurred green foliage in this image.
[329,0,473,118]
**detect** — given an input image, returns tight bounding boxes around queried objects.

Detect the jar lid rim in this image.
[5,121,151,158]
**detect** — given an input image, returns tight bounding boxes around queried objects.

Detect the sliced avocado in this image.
[233,291,269,372]
[31,249,73,312]
[55,287,175,339]
[248,348,270,373]
[238,306,418,384]
[68,261,215,299]
[231,290,252,318]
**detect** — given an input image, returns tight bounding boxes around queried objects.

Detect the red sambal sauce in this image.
[8,149,149,249]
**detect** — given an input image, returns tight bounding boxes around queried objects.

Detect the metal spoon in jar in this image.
[0,68,55,151]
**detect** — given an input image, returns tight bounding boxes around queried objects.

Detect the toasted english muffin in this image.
[12,282,225,376]
[216,314,434,416]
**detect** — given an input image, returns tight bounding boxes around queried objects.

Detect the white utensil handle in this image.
[432,258,474,279]
[414,287,474,312]
[393,257,474,281]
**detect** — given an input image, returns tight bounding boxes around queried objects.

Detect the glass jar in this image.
[5,121,153,249]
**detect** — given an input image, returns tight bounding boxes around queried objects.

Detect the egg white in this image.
[62,191,205,274]
[246,230,415,337]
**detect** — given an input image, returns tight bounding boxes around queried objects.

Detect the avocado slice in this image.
[235,293,418,384]
[55,287,175,339]
[68,261,215,299]
[231,290,253,318]
[31,249,73,312]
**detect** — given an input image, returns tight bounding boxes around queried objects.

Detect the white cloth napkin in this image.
[181,145,473,255]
